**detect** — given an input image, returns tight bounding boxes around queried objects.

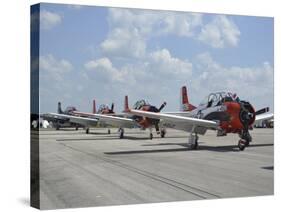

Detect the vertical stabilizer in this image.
[181,86,196,111]
[93,100,96,114]
[124,96,129,112]
[57,102,63,114]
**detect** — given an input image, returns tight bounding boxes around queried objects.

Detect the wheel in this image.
[194,139,198,149]
[108,129,111,134]
[119,128,124,139]
[187,135,198,150]
[56,125,60,130]
[150,133,153,140]
[75,126,79,130]
[187,141,198,150]
[160,130,166,138]
[86,128,89,134]
[238,139,246,151]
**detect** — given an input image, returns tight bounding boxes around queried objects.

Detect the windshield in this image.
[98,104,109,113]
[65,106,77,112]
[133,100,149,109]
[199,92,239,107]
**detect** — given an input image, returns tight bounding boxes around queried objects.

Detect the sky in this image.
[35,3,274,113]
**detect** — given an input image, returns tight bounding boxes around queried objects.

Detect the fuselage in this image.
[185,92,256,134]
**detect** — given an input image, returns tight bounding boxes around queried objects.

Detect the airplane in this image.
[43,100,115,134]
[124,86,273,151]
[61,86,198,139]
[42,102,84,130]
[72,96,168,139]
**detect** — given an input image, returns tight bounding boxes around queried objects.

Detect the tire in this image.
[108,129,111,134]
[238,139,246,151]
[119,129,124,139]
[187,135,198,150]
[160,130,165,138]
[194,140,198,149]
[150,133,153,140]
[119,132,124,139]
[187,142,198,150]
[86,128,89,134]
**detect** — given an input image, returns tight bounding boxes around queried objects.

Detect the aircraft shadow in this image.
[261,166,274,170]
[57,137,120,142]
[104,143,273,155]
[56,135,152,141]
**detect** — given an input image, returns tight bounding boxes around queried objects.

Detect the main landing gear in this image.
[108,129,111,134]
[149,128,153,140]
[187,133,198,150]
[118,128,124,139]
[85,127,89,134]
[160,129,166,138]
[150,128,166,140]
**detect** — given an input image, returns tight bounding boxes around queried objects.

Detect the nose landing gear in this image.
[238,130,252,151]
[160,129,166,138]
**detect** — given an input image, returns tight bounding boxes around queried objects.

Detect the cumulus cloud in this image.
[100,28,146,58]
[84,57,125,82]
[101,8,203,58]
[149,49,192,77]
[84,49,192,85]
[40,10,62,30]
[101,9,242,60]
[40,54,73,81]
[198,15,241,48]
[193,52,273,105]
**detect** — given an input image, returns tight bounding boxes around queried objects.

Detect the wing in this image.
[255,113,274,123]
[73,111,137,128]
[163,111,192,117]
[127,109,218,135]
[46,113,98,127]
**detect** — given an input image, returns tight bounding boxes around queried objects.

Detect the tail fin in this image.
[124,95,129,112]
[181,86,196,111]
[57,102,63,114]
[93,100,96,114]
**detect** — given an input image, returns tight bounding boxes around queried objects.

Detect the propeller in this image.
[158,102,167,112]
[154,102,167,134]
[255,107,269,116]
[110,103,114,113]
[239,101,255,144]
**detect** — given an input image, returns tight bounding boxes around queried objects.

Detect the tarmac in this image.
[38,128,274,210]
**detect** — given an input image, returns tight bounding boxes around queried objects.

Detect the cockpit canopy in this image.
[98,104,109,113]
[133,100,150,110]
[200,92,240,108]
[65,106,77,113]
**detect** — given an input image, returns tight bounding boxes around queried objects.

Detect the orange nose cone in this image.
[220,102,244,133]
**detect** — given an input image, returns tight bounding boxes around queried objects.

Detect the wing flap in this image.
[73,111,137,128]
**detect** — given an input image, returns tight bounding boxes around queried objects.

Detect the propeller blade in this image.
[255,107,269,115]
[158,102,167,112]
[111,103,114,112]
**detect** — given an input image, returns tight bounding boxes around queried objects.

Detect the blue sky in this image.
[36,3,274,113]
